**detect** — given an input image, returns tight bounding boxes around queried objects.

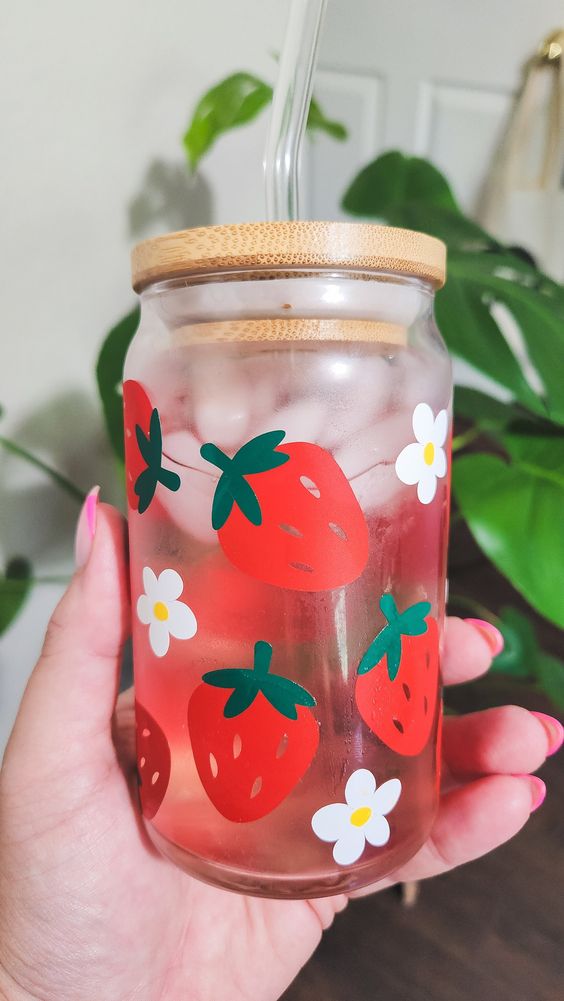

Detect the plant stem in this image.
[1,575,71,589]
[0,435,85,504]
[31,575,72,584]
[447,592,497,622]
[451,427,480,453]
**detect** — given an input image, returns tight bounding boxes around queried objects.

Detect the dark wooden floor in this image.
[282,525,564,1001]
[283,747,563,1001]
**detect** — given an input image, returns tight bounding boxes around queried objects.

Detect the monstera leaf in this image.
[342,151,564,425]
[342,150,494,249]
[183,71,347,172]
[96,307,140,464]
[453,450,564,630]
[493,607,564,709]
[0,558,32,636]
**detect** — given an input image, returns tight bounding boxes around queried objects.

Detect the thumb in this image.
[4,490,130,779]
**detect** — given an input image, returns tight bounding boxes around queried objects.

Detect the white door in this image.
[303,0,563,257]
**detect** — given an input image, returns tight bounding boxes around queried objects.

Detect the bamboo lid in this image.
[131,221,446,292]
[172,318,406,345]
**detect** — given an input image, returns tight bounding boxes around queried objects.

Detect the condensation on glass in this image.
[125,222,451,898]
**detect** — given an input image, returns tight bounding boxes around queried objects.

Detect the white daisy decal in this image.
[137,567,197,658]
[311,769,402,866]
[395,403,448,504]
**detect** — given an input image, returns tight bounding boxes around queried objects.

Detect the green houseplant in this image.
[3,70,563,709]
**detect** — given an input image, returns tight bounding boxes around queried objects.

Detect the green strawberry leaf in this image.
[200,441,232,473]
[386,632,403,682]
[201,433,289,529]
[134,468,157,514]
[203,666,262,718]
[149,408,162,452]
[253,639,274,675]
[134,408,180,513]
[230,474,262,526]
[380,593,399,622]
[223,684,259,719]
[202,643,316,721]
[281,680,317,707]
[264,692,298,721]
[234,430,289,473]
[400,601,432,634]
[158,467,181,493]
[358,628,395,676]
[261,674,317,721]
[211,477,236,531]
[236,448,289,475]
[135,425,153,465]
[358,594,431,681]
[203,668,255,689]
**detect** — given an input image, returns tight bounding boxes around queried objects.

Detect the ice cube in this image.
[193,361,251,449]
[160,431,217,545]
[242,352,283,425]
[334,411,413,480]
[395,351,450,415]
[136,348,192,433]
[158,469,217,546]
[333,411,414,514]
[254,398,327,444]
[350,462,406,514]
[320,357,393,449]
[162,430,210,474]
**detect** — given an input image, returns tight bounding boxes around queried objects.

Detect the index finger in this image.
[442,616,498,686]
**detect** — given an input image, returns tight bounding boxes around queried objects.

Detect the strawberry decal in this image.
[188,641,319,822]
[135,701,171,819]
[123,380,153,509]
[123,379,180,514]
[355,594,440,756]
[435,703,443,792]
[200,431,368,591]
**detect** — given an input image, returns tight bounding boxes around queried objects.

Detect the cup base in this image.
[145,820,433,899]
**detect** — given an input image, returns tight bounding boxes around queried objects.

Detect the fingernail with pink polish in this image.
[466,618,504,656]
[75,486,100,568]
[531,712,564,757]
[525,776,546,812]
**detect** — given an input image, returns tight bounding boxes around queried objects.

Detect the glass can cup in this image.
[125,221,451,898]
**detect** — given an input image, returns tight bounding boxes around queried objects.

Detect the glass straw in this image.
[264,0,328,220]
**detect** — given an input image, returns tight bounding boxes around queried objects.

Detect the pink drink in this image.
[126,223,450,898]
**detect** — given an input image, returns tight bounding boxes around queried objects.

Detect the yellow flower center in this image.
[423,441,435,466]
[153,601,169,622]
[350,806,372,828]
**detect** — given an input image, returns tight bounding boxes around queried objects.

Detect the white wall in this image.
[0,0,289,748]
[1,0,288,426]
[2,0,562,749]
